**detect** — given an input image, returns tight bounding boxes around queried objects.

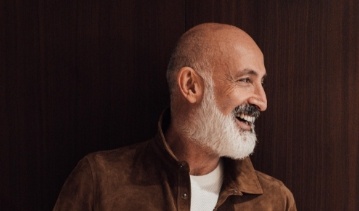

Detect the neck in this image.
[165,125,220,175]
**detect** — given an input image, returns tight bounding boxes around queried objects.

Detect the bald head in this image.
[182,23,255,46]
[166,23,262,95]
[165,23,267,159]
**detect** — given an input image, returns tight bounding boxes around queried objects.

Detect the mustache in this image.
[233,104,261,118]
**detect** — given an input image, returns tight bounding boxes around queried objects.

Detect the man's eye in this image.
[239,78,251,83]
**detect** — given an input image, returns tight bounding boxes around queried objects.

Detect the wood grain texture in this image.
[0,0,184,210]
[254,1,359,210]
[1,0,358,210]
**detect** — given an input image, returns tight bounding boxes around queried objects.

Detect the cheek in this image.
[215,88,243,114]
[225,92,248,111]
[213,79,249,113]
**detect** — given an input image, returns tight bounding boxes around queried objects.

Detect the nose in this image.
[248,84,267,111]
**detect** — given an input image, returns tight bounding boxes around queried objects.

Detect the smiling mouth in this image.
[235,113,256,126]
[233,104,260,127]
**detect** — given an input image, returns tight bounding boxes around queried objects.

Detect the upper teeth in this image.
[239,114,255,123]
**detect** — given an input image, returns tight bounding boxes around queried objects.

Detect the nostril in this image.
[248,95,267,112]
[250,104,260,111]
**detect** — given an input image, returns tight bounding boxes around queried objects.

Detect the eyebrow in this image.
[239,68,267,79]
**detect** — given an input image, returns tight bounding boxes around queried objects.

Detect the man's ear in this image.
[177,67,203,103]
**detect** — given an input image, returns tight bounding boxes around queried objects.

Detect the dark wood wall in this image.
[1,0,358,210]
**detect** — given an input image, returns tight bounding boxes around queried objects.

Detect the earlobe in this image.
[177,67,203,103]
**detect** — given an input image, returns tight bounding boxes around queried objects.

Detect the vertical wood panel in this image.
[1,0,358,210]
[0,0,185,210]
[255,1,359,210]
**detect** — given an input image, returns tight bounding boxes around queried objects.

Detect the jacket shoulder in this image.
[83,140,151,174]
[254,170,297,210]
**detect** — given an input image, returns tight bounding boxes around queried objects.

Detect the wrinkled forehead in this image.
[214,37,266,75]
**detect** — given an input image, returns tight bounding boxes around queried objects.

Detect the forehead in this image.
[215,42,266,78]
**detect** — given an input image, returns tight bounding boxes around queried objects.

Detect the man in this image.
[54,23,296,210]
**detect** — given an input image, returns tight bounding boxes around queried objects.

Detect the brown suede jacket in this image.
[53,112,297,211]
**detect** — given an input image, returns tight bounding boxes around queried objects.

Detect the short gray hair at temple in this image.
[166,28,219,98]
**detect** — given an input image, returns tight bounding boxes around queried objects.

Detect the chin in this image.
[217,131,257,160]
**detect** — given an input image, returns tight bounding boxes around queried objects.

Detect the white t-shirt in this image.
[190,162,224,211]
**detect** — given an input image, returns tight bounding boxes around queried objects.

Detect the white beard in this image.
[179,86,257,159]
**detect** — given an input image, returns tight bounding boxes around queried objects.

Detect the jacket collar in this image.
[222,157,263,194]
[152,109,263,195]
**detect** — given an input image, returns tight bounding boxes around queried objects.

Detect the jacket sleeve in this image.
[53,157,95,211]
